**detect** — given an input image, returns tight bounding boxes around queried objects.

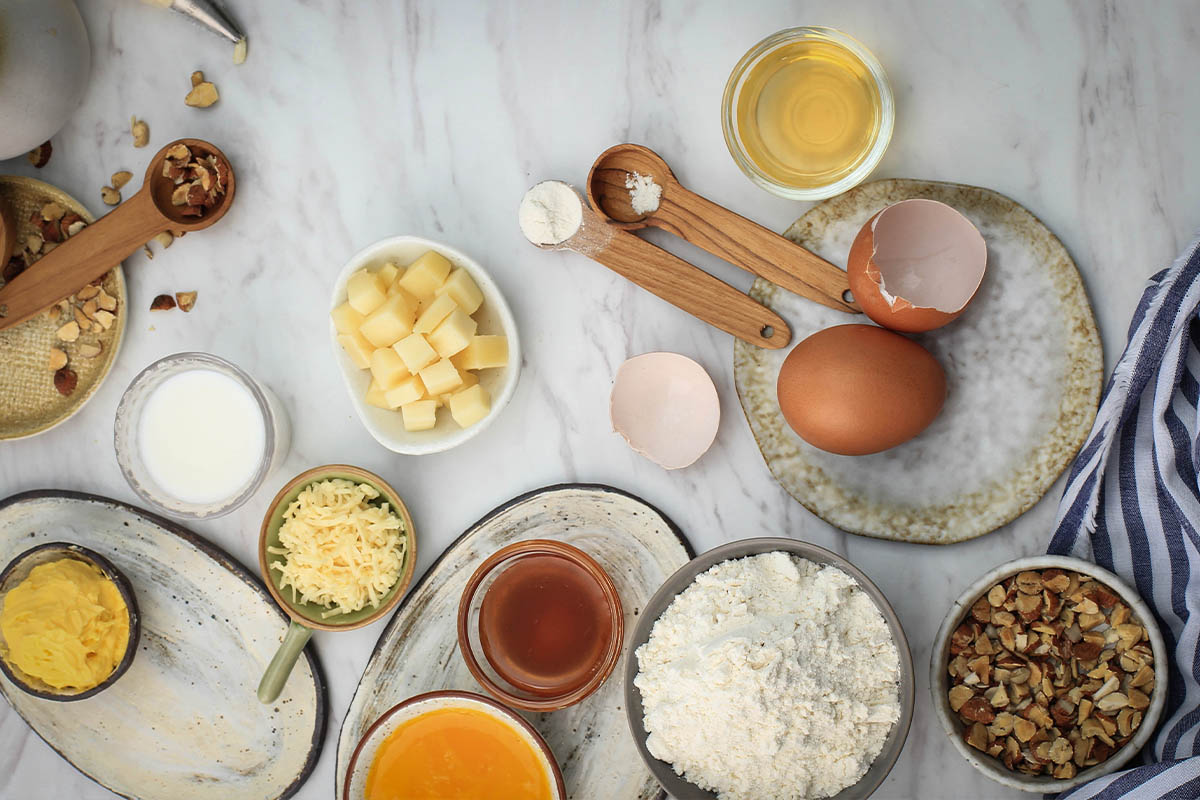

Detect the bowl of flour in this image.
[626,538,914,800]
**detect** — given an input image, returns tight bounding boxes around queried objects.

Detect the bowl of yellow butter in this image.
[329,236,521,455]
[0,542,140,700]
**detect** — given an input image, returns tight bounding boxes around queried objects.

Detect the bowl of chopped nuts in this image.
[931,556,1167,792]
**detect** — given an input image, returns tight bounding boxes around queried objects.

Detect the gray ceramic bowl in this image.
[624,537,914,800]
[930,555,1169,793]
[0,542,140,700]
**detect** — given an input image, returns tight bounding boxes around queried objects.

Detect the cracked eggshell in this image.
[610,353,719,470]
[847,199,987,333]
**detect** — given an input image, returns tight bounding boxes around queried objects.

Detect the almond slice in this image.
[47,348,67,370]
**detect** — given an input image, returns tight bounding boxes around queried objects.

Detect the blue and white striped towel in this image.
[1050,233,1200,800]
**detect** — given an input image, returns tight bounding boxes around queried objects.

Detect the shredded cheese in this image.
[268,479,406,619]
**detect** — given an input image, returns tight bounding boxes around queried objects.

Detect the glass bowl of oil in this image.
[722,26,894,200]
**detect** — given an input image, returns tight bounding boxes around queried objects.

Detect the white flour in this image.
[625,171,662,215]
[634,552,900,799]
[518,180,582,245]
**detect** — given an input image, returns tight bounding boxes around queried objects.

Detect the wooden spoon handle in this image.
[0,190,165,331]
[588,228,791,349]
[656,186,860,314]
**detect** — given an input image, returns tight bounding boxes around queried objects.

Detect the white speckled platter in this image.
[0,491,326,800]
[734,179,1103,544]
[336,484,694,800]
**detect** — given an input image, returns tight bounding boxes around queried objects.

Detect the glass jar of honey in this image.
[722,27,894,200]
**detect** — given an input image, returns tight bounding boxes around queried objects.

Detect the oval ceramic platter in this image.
[336,484,694,800]
[0,491,326,799]
[735,179,1103,544]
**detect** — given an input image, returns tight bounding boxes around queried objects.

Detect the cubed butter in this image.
[419,358,463,395]
[449,384,491,428]
[359,290,419,347]
[378,262,401,286]
[392,332,438,373]
[397,251,453,302]
[413,293,458,335]
[337,331,374,369]
[428,309,477,357]
[384,375,426,409]
[401,399,439,431]
[365,380,389,409]
[330,302,365,335]
[346,269,388,315]
[436,268,484,314]
[456,335,508,370]
[369,347,411,390]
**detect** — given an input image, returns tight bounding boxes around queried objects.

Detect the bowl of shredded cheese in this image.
[255,465,416,703]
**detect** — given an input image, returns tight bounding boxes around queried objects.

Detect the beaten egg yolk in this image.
[0,559,129,690]
[366,706,553,800]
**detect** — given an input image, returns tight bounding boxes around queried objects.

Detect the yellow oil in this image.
[736,38,882,188]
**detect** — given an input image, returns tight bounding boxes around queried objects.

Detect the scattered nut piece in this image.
[41,202,65,222]
[175,290,197,312]
[78,342,103,358]
[93,309,115,330]
[53,367,77,396]
[154,231,174,250]
[77,284,101,301]
[111,170,133,190]
[97,289,117,312]
[81,299,98,319]
[73,305,91,331]
[101,186,121,206]
[143,244,154,260]
[47,348,67,370]
[185,80,220,108]
[150,294,177,311]
[28,140,52,167]
[233,37,248,65]
[56,320,80,342]
[131,116,149,148]
[191,70,205,87]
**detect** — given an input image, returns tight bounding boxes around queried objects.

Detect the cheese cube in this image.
[428,309,477,357]
[436,268,484,314]
[330,302,365,335]
[419,358,463,395]
[378,262,401,286]
[413,293,458,335]
[369,347,411,390]
[365,380,389,409]
[449,384,491,428]
[384,375,426,409]
[392,332,438,373]
[397,251,453,302]
[346,269,388,315]
[438,370,478,405]
[337,331,374,369]
[455,335,509,370]
[401,399,438,431]
[359,290,419,347]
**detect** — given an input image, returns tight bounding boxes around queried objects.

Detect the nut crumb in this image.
[185,80,219,108]
[77,284,101,301]
[101,186,121,206]
[175,290,197,312]
[78,342,103,358]
[47,348,67,371]
[27,141,52,168]
[111,171,133,190]
[93,309,115,330]
[233,37,248,65]
[154,231,174,250]
[97,289,117,312]
[150,294,176,311]
[53,367,77,396]
[131,116,149,148]
[191,70,205,87]
[56,320,80,342]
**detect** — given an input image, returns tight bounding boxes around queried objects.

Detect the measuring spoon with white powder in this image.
[519,181,790,349]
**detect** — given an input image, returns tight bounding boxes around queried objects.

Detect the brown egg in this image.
[847,199,987,333]
[776,324,946,455]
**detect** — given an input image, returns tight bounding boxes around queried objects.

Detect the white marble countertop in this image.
[2,1,1198,798]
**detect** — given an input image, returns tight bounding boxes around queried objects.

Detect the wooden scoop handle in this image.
[0,189,166,331]
[655,185,860,314]
[588,227,791,349]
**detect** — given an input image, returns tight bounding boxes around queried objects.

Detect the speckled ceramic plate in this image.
[0,491,326,800]
[336,484,695,800]
[0,176,126,440]
[734,179,1103,544]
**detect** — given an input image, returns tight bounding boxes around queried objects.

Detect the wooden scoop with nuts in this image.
[0,138,235,332]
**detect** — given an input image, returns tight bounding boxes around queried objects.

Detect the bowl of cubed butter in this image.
[330,236,520,454]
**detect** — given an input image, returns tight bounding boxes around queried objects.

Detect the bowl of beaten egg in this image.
[0,542,139,701]
[329,236,520,455]
[343,690,566,800]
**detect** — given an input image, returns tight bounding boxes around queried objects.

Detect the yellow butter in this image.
[0,559,129,690]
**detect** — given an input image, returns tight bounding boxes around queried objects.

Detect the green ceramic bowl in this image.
[256,465,416,703]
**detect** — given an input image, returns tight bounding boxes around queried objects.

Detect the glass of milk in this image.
[114,353,291,519]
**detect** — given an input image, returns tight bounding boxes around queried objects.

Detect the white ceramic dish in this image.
[329,236,520,455]
[930,555,1169,793]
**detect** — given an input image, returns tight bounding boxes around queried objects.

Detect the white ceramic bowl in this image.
[931,555,1169,793]
[329,236,520,455]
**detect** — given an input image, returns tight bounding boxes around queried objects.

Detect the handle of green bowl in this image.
[257,620,312,704]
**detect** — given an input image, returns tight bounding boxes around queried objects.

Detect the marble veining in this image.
[1,1,1199,798]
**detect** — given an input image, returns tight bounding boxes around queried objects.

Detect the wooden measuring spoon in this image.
[587,143,860,314]
[523,181,789,349]
[0,138,235,331]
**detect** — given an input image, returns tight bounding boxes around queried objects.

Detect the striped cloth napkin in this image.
[1049,234,1200,799]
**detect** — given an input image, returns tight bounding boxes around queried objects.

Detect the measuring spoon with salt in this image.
[520,181,789,349]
